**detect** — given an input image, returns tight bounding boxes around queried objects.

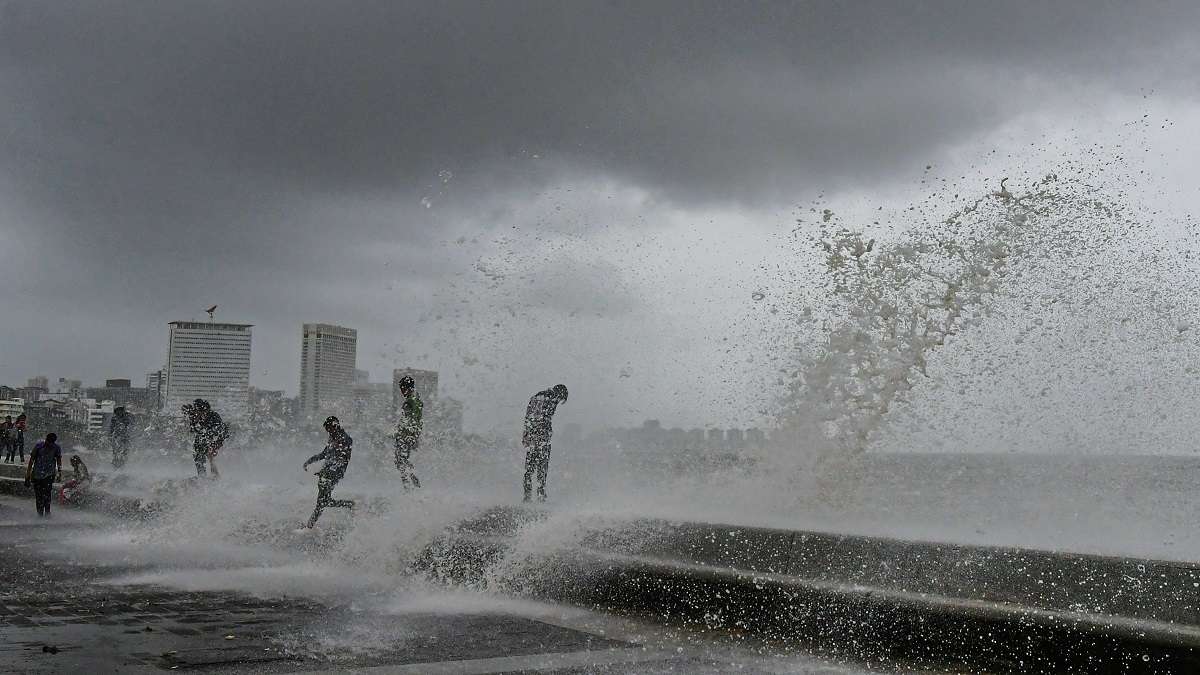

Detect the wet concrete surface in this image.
[0,498,870,674]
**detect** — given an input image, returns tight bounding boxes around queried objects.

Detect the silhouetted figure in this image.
[183,399,228,478]
[12,414,25,463]
[25,433,62,517]
[1,416,13,463]
[394,376,422,489]
[303,416,355,528]
[108,406,133,468]
[522,384,568,502]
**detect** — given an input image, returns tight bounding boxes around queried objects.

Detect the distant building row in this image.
[583,419,770,452]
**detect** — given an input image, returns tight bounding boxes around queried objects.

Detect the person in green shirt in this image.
[394,375,422,489]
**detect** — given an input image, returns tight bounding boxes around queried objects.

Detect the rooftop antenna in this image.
[205,304,218,322]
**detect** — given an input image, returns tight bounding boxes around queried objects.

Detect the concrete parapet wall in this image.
[421,506,1200,671]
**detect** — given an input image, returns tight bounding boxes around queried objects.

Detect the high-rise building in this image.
[146,368,167,410]
[27,376,48,390]
[299,324,357,419]
[164,321,253,416]
[392,368,438,413]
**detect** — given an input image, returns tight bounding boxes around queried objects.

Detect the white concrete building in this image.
[164,321,253,416]
[0,398,25,420]
[299,324,357,419]
[64,398,114,432]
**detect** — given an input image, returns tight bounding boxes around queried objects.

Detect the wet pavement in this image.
[0,497,871,674]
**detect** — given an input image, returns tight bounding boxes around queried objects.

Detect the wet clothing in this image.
[28,440,62,480]
[523,441,551,502]
[60,460,91,505]
[32,477,55,516]
[27,440,61,517]
[304,428,354,527]
[522,388,566,501]
[12,419,25,462]
[394,392,423,488]
[304,428,353,480]
[523,389,563,447]
[109,411,133,468]
[189,409,228,477]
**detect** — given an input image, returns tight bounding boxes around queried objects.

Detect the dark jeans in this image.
[32,477,54,516]
[193,446,215,477]
[393,437,421,488]
[307,474,354,528]
[111,437,130,468]
[4,438,22,462]
[523,441,551,501]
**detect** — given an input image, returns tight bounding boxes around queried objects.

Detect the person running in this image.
[60,455,91,505]
[1,416,13,463]
[522,384,568,502]
[301,416,355,529]
[183,399,228,478]
[12,414,26,464]
[25,433,62,517]
[394,375,423,489]
[108,406,133,468]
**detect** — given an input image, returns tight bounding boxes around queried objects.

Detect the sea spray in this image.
[773,172,1136,488]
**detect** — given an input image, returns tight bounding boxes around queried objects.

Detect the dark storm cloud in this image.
[4,0,1199,221]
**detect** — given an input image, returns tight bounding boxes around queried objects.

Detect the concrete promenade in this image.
[0,497,876,674]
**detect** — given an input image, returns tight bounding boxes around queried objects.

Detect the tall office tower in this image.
[146,368,167,410]
[299,324,358,419]
[164,321,253,416]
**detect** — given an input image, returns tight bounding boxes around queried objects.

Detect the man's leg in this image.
[394,446,410,487]
[307,477,333,528]
[34,479,52,516]
[16,440,23,462]
[535,443,550,501]
[193,447,207,477]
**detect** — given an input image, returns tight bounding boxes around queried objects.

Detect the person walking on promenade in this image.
[301,416,355,529]
[522,384,568,502]
[108,406,134,468]
[394,376,423,489]
[1,416,13,463]
[12,414,26,463]
[183,399,228,478]
[25,433,62,517]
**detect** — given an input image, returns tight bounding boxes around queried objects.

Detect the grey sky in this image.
[2,1,1199,431]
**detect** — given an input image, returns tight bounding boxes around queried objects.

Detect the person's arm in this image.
[303,446,330,471]
[25,447,36,484]
[56,448,63,482]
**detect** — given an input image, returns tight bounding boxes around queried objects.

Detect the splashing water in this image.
[777,172,1142,461]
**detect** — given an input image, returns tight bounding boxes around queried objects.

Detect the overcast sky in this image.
[2,1,1199,432]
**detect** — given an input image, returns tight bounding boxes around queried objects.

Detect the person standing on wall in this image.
[183,399,228,478]
[25,433,62,517]
[522,384,568,503]
[394,375,423,489]
[12,414,26,464]
[0,416,12,463]
[108,406,134,468]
